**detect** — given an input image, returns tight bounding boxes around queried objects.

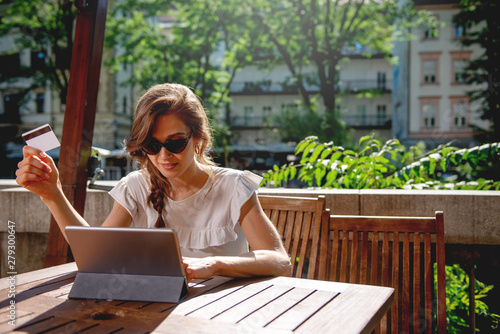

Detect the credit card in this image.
[22,124,61,152]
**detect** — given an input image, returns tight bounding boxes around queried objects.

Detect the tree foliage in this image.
[443,264,500,333]
[261,136,500,190]
[0,0,75,104]
[105,0,275,152]
[105,0,267,108]
[453,0,500,142]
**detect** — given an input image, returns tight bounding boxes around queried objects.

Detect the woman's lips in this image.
[160,162,178,170]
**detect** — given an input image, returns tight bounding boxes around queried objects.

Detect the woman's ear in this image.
[192,138,200,154]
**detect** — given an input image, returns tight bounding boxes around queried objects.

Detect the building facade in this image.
[393,0,489,148]
[225,53,393,148]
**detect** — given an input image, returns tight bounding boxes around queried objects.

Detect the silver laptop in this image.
[65,226,188,303]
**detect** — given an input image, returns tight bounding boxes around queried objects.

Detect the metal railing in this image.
[229,116,277,128]
[226,114,391,128]
[229,79,392,94]
[342,115,391,127]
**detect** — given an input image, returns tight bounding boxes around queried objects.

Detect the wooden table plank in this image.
[236,286,316,328]
[295,284,394,334]
[266,290,339,331]
[1,273,75,298]
[185,282,274,319]
[153,313,291,334]
[0,263,77,290]
[213,284,294,323]
[170,278,259,316]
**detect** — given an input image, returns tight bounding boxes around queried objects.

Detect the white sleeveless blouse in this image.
[108,167,262,257]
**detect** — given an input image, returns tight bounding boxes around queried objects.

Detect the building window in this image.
[244,106,253,126]
[423,105,437,128]
[262,106,272,126]
[2,94,22,123]
[356,105,366,126]
[281,103,298,113]
[453,60,468,83]
[453,19,469,39]
[420,52,441,85]
[420,97,440,131]
[450,97,469,130]
[377,105,387,126]
[0,53,21,77]
[36,93,45,114]
[423,60,437,83]
[377,72,386,90]
[31,51,46,70]
[423,17,439,40]
[122,96,127,114]
[243,82,262,92]
[450,51,472,85]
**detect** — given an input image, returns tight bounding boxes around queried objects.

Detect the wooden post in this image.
[44,0,108,267]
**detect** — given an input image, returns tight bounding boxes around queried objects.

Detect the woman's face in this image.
[146,113,197,180]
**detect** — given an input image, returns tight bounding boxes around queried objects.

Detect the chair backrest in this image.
[258,194,326,279]
[319,211,446,334]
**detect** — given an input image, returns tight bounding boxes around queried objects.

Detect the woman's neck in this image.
[168,163,210,201]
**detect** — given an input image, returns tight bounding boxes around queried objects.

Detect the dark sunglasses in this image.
[143,132,193,155]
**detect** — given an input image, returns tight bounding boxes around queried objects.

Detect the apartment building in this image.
[393,0,489,148]
[226,52,393,147]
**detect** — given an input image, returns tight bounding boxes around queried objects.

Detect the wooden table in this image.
[0,263,394,333]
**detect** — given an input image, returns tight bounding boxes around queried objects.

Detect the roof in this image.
[413,0,458,5]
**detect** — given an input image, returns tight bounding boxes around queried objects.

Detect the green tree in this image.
[0,0,75,105]
[105,0,268,108]
[105,0,273,158]
[453,0,500,142]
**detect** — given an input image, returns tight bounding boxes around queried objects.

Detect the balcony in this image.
[229,81,301,95]
[342,115,392,129]
[229,79,392,95]
[228,114,391,130]
[229,116,277,129]
[336,79,392,93]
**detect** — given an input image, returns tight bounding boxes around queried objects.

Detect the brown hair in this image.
[125,83,215,227]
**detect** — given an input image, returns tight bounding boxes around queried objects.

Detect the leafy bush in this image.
[442,264,500,333]
[261,136,500,190]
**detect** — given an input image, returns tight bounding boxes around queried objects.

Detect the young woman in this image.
[16,83,292,282]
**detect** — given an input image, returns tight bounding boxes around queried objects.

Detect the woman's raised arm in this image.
[16,146,131,242]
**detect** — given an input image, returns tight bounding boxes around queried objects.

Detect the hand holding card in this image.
[22,124,61,152]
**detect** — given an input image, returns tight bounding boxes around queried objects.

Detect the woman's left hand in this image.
[183,257,218,282]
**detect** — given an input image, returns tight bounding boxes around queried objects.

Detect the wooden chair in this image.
[318,211,446,334]
[258,194,326,279]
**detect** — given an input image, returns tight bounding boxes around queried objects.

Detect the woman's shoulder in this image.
[211,166,262,186]
[211,166,245,179]
[116,169,150,188]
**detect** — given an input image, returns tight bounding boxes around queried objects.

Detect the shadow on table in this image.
[0,272,176,333]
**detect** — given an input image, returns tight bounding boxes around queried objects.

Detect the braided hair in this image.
[125,83,215,227]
